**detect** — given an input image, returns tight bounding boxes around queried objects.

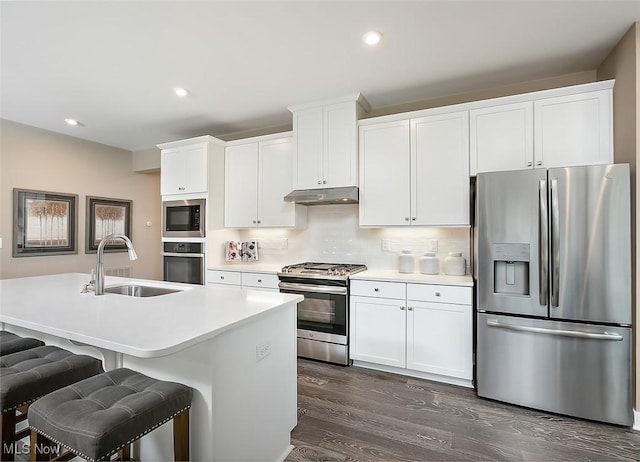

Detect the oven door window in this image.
[282,290,347,336]
[163,256,203,285]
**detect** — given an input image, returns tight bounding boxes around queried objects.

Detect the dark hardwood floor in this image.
[287,359,640,462]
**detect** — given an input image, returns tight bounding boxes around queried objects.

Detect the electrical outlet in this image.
[256,342,271,361]
[429,239,438,252]
[381,239,391,251]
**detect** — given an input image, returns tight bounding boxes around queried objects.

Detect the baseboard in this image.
[276,444,295,462]
[634,409,640,431]
[351,360,474,388]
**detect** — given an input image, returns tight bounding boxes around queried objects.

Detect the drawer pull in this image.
[374,288,379,292]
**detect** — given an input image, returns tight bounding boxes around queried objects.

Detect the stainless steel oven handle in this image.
[161,252,205,258]
[278,282,347,295]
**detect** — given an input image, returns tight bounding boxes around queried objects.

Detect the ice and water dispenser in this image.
[493,243,530,295]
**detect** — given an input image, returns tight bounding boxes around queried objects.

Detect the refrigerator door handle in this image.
[486,320,623,341]
[539,179,548,306]
[550,178,560,307]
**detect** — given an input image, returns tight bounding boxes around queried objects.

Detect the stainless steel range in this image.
[278,262,367,365]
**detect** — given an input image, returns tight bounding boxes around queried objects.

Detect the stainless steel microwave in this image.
[162,199,205,238]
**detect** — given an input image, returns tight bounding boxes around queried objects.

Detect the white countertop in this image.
[207,264,282,274]
[350,269,474,286]
[0,273,302,358]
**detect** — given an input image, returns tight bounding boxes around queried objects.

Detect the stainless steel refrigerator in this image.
[475,163,633,426]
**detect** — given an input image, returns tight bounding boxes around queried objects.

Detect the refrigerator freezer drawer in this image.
[477,313,632,426]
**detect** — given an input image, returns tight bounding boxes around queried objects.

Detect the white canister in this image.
[444,252,466,276]
[419,252,439,275]
[398,250,415,273]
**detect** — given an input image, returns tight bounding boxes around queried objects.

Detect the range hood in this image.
[284,186,359,205]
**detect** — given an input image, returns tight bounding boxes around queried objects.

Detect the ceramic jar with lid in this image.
[419,252,439,275]
[444,252,466,276]
[398,250,415,273]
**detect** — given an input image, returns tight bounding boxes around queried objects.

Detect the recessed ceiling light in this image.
[174,87,189,97]
[64,118,79,126]
[363,31,383,46]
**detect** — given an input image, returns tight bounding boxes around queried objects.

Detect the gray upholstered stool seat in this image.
[0,331,44,356]
[29,368,193,462]
[0,345,103,461]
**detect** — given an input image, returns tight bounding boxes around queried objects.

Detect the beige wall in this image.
[597,22,639,410]
[365,70,596,118]
[0,120,162,280]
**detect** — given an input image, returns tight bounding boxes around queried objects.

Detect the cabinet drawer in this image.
[407,284,472,305]
[350,280,406,299]
[241,272,280,289]
[207,270,241,286]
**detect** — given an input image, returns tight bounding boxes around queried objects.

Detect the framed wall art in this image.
[85,196,133,253]
[13,188,78,257]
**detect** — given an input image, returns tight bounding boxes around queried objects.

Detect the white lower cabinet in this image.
[406,300,472,380]
[207,270,278,292]
[350,279,473,387]
[350,296,407,368]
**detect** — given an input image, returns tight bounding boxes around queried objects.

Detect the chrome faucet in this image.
[95,233,138,295]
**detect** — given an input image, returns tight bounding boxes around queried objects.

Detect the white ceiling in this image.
[1,1,639,152]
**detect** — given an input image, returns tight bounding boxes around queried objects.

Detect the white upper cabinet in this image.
[534,89,612,169]
[225,133,306,228]
[470,101,534,175]
[159,140,209,196]
[225,143,259,227]
[359,120,411,226]
[411,112,469,226]
[359,111,470,227]
[470,81,613,175]
[289,94,369,190]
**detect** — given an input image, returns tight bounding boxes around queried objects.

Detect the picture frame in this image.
[85,196,133,253]
[13,188,78,257]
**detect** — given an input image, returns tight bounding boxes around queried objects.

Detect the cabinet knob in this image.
[323,180,327,184]
[258,279,262,283]
[374,288,379,292]
[257,220,261,224]
[536,161,543,166]
[400,306,405,310]
[435,292,441,296]
[317,180,322,185]
[252,220,257,224]
[527,161,533,167]
[178,187,185,191]
[405,217,410,222]
[408,307,413,311]
[411,217,416,221]
[220,276,225,280]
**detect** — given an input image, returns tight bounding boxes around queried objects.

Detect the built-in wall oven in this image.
[278,262,367,366]
[162,242,205,285]
[163,199,205,238]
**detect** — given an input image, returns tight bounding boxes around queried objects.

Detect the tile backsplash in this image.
[226,204,471,273]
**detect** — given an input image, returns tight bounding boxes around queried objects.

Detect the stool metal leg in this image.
[173,409,190,461]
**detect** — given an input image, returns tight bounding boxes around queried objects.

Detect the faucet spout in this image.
[95,233,137,295]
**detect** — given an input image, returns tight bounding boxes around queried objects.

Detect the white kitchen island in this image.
[0,273,303,462]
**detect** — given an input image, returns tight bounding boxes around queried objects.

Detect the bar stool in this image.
[0,345,103,461]
[0,331,44,356]
[29,368,193,461]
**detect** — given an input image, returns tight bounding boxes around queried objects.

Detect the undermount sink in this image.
[104,284,182,297]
